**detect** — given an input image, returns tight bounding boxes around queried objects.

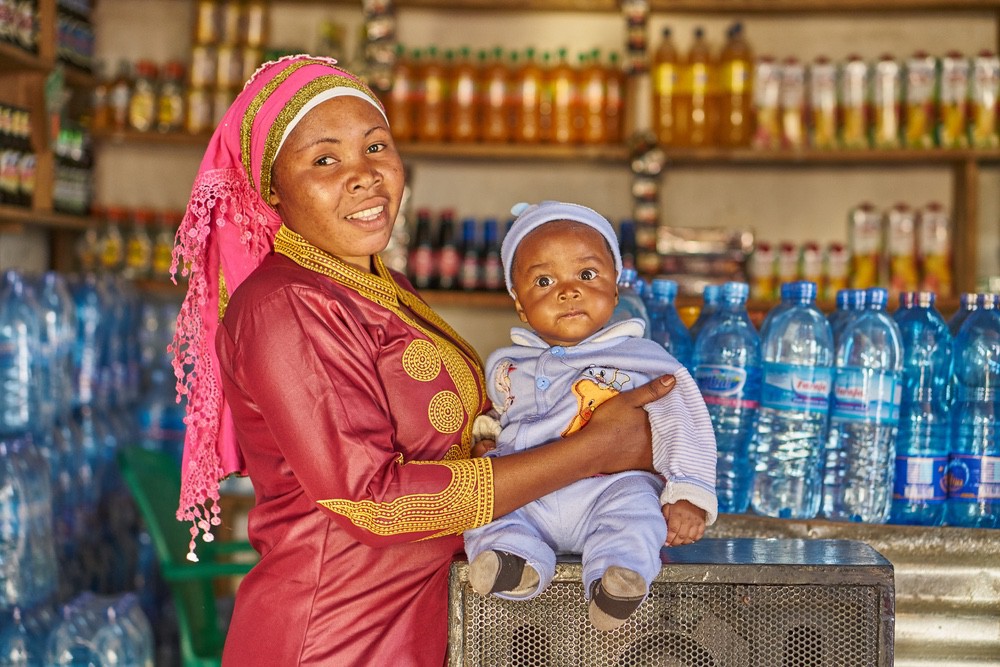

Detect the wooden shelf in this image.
[0,204,94,231]
[310,0,1000,11]
[0,42,48,73]
[91,128,215,147]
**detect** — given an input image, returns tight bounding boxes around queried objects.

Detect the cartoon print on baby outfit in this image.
[561,367,632,437]
[492,359,517,414]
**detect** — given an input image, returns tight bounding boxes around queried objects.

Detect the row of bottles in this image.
[76,206,182,281]
[56,0,94,71]
[618,275,999,528]
[407,209,504,292]
[0,104,35,209]
[52,125,93,215]
[387,45,625,146]
[0,0,38,55]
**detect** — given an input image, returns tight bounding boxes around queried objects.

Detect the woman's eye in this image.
[535,276,553,288]
[367,142,386,154]
[580,269,597,280]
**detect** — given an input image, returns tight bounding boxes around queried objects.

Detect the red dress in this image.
[218,230,492,666]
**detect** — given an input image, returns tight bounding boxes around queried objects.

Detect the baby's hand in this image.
[471,439,496,458]
[662,499,707,546]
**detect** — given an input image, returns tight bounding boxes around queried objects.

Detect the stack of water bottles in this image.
[624,270,1000,529]
[1,267,182,664]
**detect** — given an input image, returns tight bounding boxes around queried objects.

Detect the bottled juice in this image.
[848,202,882,289]
[513,47,543,144]
[387,45,416,142]
[448,46,479,143]
[538,51,555,143]
[886,203,919,298]
[652,26,679,146]
[675,27,717,147]
[605,51,625,144]
[580,49,608,145]
[938,51,970,148]
[904,51,936,148]
[917,202,952,296]
[481,47,511,143]
[549,48,579,145]
[752,56,781,150]
[872,54,902,148]
[839,54,870,149]
[970,50,1000,148]
[809,56,838,149]
[416,46,448,143]
[718,22,753,147]
[779,57,806,149]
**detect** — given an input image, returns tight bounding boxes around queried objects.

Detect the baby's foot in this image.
[588,566,648,632]
[469,550,540,597]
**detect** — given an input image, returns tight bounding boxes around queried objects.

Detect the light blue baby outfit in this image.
[464,319,718,601]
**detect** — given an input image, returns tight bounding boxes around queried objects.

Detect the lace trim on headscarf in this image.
[169,165,274,560]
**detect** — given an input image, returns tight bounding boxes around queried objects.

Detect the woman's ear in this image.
[268,187,280,207]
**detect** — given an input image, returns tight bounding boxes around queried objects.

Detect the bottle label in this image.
[694,364,760,409]
[830,367,901,424]
[893,455,948,502]
[946,454,1000,501]
[409,247,434,288]
[761,362,832,413]
[437,247,461,289]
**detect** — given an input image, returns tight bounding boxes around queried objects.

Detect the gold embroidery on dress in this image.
[428,391,463,434]
[218,267,230,321]
[401,339,441,382]
[318,457,494,537]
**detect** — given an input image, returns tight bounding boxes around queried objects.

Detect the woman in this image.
[170,55,676,666]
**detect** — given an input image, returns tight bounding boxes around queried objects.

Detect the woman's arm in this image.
[489,374,676,518]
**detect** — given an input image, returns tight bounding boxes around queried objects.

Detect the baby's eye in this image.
[534,276,553,288]
[580,269,597,281]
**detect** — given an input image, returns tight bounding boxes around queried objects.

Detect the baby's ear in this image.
[512,292,530,323]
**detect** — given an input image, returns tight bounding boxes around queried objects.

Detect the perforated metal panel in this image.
[449,538,894,667]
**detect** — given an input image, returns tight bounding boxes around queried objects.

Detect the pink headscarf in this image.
[169,55,387,560]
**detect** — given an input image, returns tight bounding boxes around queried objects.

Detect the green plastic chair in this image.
[118,446,258,667]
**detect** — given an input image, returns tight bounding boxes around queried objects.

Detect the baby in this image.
[464,200,718,631]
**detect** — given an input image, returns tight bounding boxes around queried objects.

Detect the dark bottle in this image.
[619,219,637,270]
[481,218,504,292]
[458,217,480,291]
[435,209,460,290]
[408,207,435,290]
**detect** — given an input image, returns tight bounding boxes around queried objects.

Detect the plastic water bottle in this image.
[947,292,980,335]
[0,440,27,612]
[611,268,652,337]
[0,272,41,439]
[689,283,722,343]
[823,287,903,523]
[947,293,1000,528]
[752,281,833,519]
[889,291,952,526]
[693,281,761,514]
[0,607,30,666]
[35,273,78,424]
[827,288,866,352]
[646,279,694,370]
[68,274,105,409]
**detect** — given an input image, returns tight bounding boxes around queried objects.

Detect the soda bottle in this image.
[693,281,761,514]
[689,283,722,343]
[448,46,479,143]
[752,281,833,519]
[549,47,579,145]
[387,45,416,142]
[579,49,607,145]
[458,217,480,291]
[717,22,753,147]
[512,48,543,144]
[647,278,693,371]
[823,287,903,523]
[408,208,435,290]
[652,27,679,147]
[611,268,651,337]
[416,46,447,143]
[948,292,980,335]
[946,293,1000,528]
[480,218,503,292]
[435,209,460,290]
[618,219,637,271]
[481,47,511,144]
[889,291,952,526]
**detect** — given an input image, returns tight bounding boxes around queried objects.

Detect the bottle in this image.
[108,59,133,131]
[828,288,867,353]
[123,208,154,280]
[36,272,77,424]
[127,60,159,133]
[579,49,607,145]
[448,46,479,143]
[481,47,511,144]
[948,292,980,335]
[676,27,717,147]
[947,293,1000,528]
[611,268,651,337]
[604,51,625,145]
[0,607,31,666]
[458,217,480,291]
[689,283,722,343]
[416,46,447,143]
[0,271,40,439]
[387,45,416,143]
[752,280,833,519]
[652,27,679,146]
[693,281,761,514]
[618,219,637,271]
[513,47,543,144]
[408,208,435,290]
[888,291,952,526]
[823,287,903,523]
[647,278,694,370]
[480,218,503,292]
[151,210,180,281]
[98,206,127,274]
[156,61,186,133]
[549,47,579,145]
[434,209,460,290]
[717,22,753,147]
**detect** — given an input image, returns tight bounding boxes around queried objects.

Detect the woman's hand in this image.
[489,374,677,519]
[663,499,707,546]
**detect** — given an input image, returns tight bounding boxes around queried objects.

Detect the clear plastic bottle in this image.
[647,278,693,371]
[693,281,761,514]
[481,47,511,144]
[579,49,607,145]
[689,283,722,343]
[675,26,717,147]
[549,47,579,145]
[0,607,30,666]
[387,44,416,143]
[948,292,980,335]
[889,291,952,526]
[416,46,447,143]
[448,46,480,143]
[946,293,1000,528]
[0,271,40,439]
[717,21,754,147]
[652,27,679,147]
[752,280,832,519]
[824,287,903,523]
[611,268,651,337]
[512,47,543,144]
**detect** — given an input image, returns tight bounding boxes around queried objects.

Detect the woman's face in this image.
[268,95,405,272]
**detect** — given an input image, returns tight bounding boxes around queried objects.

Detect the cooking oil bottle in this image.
[652,26,679,146]
[481,47,511,143]
[387,44,416,142]
[718,22,753,147]
[513,47,543,144]
[675,27,717,147]
[416,46,447,143]
[579,49,608,145]
[448,46,479,143]
[549,47,580,145]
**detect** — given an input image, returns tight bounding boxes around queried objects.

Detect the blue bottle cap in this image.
[866,287,888,309]
[722,281,750,300]
[618,267,639,285]
[651,278,678,300]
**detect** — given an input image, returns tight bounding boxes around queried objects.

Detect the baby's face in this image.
[510,220,618,348]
